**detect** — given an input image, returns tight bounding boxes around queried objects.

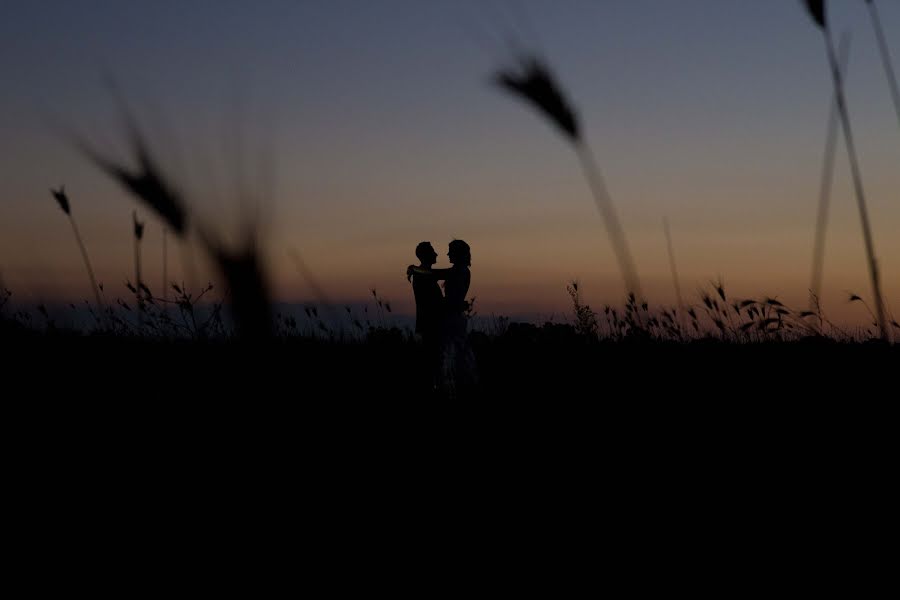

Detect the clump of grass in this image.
[70,96,272,340]
[566,281,599,338]
[368,287,398,330]
[562,277,873,344]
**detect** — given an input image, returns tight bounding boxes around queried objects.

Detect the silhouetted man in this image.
[409,241,443,388]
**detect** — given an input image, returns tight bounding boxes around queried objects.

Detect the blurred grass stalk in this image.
[162,228,168,303]
[865,0,900,128]
[805,0,889,342]
[495,55,643,301]
[810,33,850,312]
[574,139,643,300]
[663,217,684,314]
[74,94,273,340]
[133,211,144,330]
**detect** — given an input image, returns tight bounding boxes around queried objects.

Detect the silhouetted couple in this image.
[407,239,477,397]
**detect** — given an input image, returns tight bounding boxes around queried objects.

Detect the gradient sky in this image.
[1,0,898,324]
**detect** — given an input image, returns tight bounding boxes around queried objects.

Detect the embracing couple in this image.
[407,239,477,395]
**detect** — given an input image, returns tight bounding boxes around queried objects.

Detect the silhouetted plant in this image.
[864,0,900,129]
[804,0,889,341]
[494,53,643,300]
[369,287,397,330]
[566,281,598,338]
[51,186,105,324]
[133,211,145,328]
[72,98,272,340]
[810,34,850,309]
[663,217,684,314]
[166,281,222,340]
[0,287,11,315]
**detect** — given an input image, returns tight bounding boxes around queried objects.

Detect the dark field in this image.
[5,319,896,400]
[6,314,894,588]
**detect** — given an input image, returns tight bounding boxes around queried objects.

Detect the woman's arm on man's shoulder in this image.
[407,265,451,280]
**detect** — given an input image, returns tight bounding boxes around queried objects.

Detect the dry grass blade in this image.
[495,55,580,142]
[52,185,70,215]
[493,51,642,299]
[663,217,684,313]
[70,89,277,340]
[805,0,826,29]
[50,186,105,322]
[810,33,850,309]
[79,139,187,236]
[133,211,145,330]
[804,1,889,341]
[865,0,900,128]
[198,226,272,341]
[162,228,168,303]
[64,86,187,237]
[133,211,144,241]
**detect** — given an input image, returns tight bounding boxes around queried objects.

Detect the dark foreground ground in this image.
[3,324,895,588]
[4,323,897,401]
[6,324,895,476]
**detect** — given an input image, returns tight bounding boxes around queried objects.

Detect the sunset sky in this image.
[1,0,898,324]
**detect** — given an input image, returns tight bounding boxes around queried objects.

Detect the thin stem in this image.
[810,33,850,311]
[823,26,889,342]
[68,216,104,319]
[663,217,684,313]
[162,228,168,303]
[867,0,900,129]
[134,234,142,332]
[573,139,643,301]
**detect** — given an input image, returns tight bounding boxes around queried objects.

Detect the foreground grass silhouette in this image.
[3,314,896,401]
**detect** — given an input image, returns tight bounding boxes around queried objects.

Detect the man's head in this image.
[416,241,438,267]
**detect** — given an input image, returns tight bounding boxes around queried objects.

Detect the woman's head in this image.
[448,239,471,267]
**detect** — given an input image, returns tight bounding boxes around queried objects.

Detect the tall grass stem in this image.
[68,217,104,319]
[162,228,168,303]
[866,0,900,129]
[822,25,889,341]
[574,140,642,300]
[810,33,850,310]
[663,217,684,312]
